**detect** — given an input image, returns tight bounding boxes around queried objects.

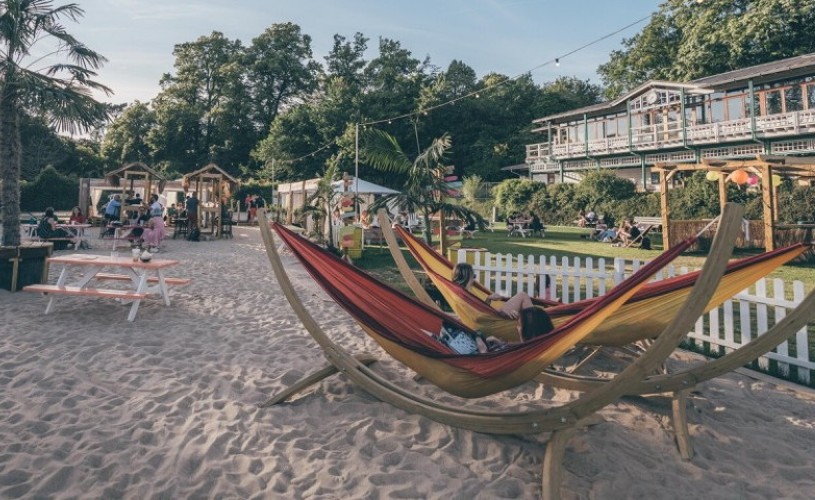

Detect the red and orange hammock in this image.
[395,226,808,345]
[273,223,697,398]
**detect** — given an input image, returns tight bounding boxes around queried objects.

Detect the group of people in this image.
[36,207,84,249]
[587,216,644,247]
[507,211,545,237]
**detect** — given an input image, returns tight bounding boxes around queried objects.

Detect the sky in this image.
[67,0,665,105]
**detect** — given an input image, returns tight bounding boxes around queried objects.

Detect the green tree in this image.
[244,23,322,136]
[149,31,252,174]
[100,101,156,166]
[362,129,484,246]
[0,0,110,247]
[492,178,547,218]
[598,0,815,98]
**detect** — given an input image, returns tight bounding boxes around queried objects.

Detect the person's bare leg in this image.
[500,292,533,318]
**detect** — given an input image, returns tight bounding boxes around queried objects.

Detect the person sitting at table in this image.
[452,263,555,340]
[37,207,79,250]
[68,206,86,224]
[104,194,122,221]
[529,213,545,237]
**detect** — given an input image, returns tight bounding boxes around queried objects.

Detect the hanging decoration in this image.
[730,170,749,185]
[705,171,719,181]
[747,175,758,186]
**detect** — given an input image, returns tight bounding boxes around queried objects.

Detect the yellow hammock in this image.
[394,225,807,345]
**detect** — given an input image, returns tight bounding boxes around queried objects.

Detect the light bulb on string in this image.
[555,58,560,67]
[475,93,480,98]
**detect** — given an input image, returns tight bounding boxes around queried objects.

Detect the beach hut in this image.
[182,164,239,238]
[104,162,166,222]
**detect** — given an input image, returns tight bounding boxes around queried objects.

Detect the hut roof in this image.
[104,162,165,187]
[182,163,239,185]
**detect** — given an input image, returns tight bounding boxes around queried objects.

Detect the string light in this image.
[555,58,560,67]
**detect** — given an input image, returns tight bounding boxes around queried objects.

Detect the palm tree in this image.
[1,0,111,247]
[362,129,484,249]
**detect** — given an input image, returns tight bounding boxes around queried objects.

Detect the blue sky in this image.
[70,0,664,105]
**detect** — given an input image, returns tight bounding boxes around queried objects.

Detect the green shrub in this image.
[20,166,79,211]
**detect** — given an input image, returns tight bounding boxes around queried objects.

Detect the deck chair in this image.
[624,223,655,248]
[255,204,797,499]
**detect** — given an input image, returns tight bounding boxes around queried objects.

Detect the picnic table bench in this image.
[23,253,188,321]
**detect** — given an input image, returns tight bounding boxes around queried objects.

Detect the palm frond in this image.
[360,128,412,173]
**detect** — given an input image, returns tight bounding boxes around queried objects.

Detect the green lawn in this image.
[359,223,815,294]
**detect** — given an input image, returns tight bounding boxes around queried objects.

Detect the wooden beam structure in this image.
[652,155,815,250]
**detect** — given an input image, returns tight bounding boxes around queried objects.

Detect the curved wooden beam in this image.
[377,209,437,308]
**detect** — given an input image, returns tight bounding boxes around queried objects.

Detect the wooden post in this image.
[78,178,91,219]
[717,172,728,214]
[760,165,775,250]
[659,169,671,249]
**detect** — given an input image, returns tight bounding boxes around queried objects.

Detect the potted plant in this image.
[0,0,110,290]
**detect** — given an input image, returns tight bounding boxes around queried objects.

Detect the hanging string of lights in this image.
[274,11,654,166]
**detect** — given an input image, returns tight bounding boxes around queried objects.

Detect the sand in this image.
[1,225,814,499]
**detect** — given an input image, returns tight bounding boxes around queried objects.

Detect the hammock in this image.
[395,225,808,345]
[272,222,696,398]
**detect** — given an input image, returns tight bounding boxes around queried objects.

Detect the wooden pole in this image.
[659,169,671,249]
[717,172,727,214]
[760,164,775,250]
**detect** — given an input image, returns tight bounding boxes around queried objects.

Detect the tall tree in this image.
[0,0,110,247]
[149,31,247,173]
[100,101,156,166]
[244,22,322,136]
[598,0,815,98]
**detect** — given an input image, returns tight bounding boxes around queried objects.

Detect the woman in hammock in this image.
[452,263,554,341]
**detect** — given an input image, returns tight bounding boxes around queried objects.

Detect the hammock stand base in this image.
[258,205,815,499]
[259,354,379,407]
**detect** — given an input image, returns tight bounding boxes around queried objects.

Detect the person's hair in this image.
[71,206,82,215]
[44,207,55,217]
[519,307,555,342]
[150,194,158,202]
[452,263,475,288]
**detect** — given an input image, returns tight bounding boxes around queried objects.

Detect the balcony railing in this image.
[526,108,815,163]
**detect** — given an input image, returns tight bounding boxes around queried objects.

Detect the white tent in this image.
[331,177,399,195]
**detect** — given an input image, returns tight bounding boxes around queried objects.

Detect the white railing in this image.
[526,107,815,162]
[458,249,813,384]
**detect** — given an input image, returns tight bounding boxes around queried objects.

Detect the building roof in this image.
[532,52,815,125]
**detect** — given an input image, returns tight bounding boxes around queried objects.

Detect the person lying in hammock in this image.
[451,263,555,345]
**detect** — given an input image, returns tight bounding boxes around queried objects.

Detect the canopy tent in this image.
[277,176,400,226]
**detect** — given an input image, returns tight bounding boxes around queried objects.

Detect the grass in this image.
[359,223,815,294]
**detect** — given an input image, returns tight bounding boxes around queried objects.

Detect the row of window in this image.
[552,78,815,144]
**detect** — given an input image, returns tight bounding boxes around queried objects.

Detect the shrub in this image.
[20,166,79,211]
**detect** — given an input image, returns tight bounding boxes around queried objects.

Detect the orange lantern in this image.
[730,170,749,184]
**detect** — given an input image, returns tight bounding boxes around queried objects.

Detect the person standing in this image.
[186,192,199,229]
[142,194,165,251]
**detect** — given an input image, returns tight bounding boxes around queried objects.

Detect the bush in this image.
[20,165,79,211]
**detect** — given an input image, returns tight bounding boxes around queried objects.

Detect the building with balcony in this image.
[525,53,815,190]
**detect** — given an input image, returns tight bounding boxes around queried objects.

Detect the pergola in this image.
[182,163,239,237]
[104,162,166,222]
[653,155,815,251]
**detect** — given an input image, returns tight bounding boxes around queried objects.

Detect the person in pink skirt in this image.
[141,194,165,251]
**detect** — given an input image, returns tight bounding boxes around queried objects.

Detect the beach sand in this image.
[1,226,814,499]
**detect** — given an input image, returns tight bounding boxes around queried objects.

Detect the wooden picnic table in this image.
[23,253,190,321]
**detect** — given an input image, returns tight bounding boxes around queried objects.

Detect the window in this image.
[726,96,746,121]
[806,84,815,110]
[764,90,783,115]
[707,98,725,122]
[785,86,803,112]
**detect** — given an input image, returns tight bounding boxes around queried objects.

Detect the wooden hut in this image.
[182,164,239,237]
[104,162,166,222]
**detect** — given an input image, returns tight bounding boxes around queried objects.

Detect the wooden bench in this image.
[633,216,663,230]
[93,273,192,286]
[22,284,148,300]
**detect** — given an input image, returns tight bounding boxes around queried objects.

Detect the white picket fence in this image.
[457,249,814,384]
